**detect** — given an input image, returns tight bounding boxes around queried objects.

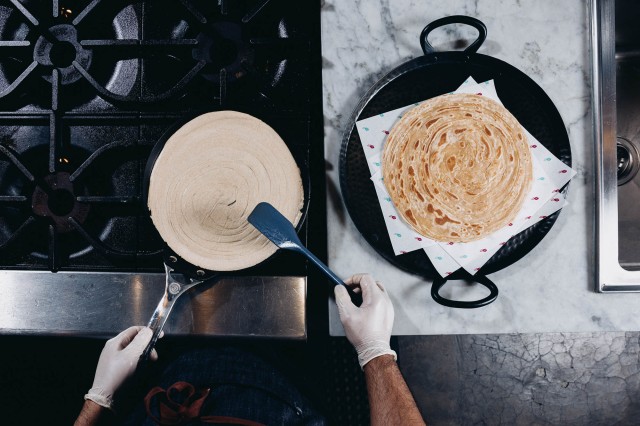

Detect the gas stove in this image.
[0,0,324,338]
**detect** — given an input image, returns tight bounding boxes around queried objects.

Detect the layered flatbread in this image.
[382,93,532,242]
[148,111,304,271]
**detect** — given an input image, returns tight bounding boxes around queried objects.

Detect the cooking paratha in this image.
[382,93,532,242]
[148,111,304,271]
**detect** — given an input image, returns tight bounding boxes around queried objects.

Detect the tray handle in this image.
[420,15,487,55]
[431,269,498,309]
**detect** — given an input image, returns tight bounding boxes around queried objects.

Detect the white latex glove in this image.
[84,326,158,411]
[334,274,396,369]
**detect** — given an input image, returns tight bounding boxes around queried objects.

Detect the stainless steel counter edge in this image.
[592,0,640,291]
[0,271,307,339]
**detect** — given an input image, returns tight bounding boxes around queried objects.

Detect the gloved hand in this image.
[334,274,396,369]
[84,326,158,411]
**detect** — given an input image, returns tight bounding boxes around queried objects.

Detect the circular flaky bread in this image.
[148,111,304,271]
[382,93,532,242]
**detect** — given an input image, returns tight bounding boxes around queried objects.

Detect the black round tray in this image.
[339,39,571,282]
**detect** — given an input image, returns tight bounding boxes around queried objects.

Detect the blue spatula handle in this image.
[248,202,362,305]
[297,245,345,287]
[295,245,362,306]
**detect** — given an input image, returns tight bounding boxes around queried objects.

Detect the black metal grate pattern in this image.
[0,0,318,272]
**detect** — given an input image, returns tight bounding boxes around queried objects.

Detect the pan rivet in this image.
[168,283,181,294]
[196,270,205,277]
[169,256,177,263]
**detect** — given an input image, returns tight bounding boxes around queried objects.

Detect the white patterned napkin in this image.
[356,77,576,276]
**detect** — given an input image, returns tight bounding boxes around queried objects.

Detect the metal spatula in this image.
[248,202,361,305]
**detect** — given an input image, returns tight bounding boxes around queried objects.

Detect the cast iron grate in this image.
[0,0,316,272]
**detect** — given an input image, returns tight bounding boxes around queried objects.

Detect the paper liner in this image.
[357,77,575,276]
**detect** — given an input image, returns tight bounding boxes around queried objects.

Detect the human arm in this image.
[74,400,111,426]
[364,355,425,425]
[74,326,158,426]
[334,274,425,425]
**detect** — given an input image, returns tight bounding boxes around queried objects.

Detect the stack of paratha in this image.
[382,93,532,243]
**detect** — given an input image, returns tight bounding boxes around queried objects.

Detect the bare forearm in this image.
[74,400,111,426]
[364,355,426,426]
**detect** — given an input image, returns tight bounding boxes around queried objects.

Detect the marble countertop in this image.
[323,0,640,335]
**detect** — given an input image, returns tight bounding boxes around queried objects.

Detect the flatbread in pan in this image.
[382,93,532,242]
[148,111,304,271]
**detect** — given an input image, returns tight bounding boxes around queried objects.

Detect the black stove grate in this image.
[0,0,312,112]
[0,0,318,273]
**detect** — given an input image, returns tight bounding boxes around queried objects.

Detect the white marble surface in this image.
[323,0,640,335]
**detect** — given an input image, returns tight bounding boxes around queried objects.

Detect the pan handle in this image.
[430,269,498,309]
[139,264,207,365]
[420,15,487,55]
[139,281,178,364]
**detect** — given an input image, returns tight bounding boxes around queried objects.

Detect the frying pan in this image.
[139,111,310,360]
[340,16,571,308]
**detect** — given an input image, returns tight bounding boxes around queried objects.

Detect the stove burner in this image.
[0,0,316,273]
[32,172,90,232]
[49,41,75,67]
[33,25,92,85]
[0,3,139,107]
[193,22,255,83]
[617,137,639,185]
